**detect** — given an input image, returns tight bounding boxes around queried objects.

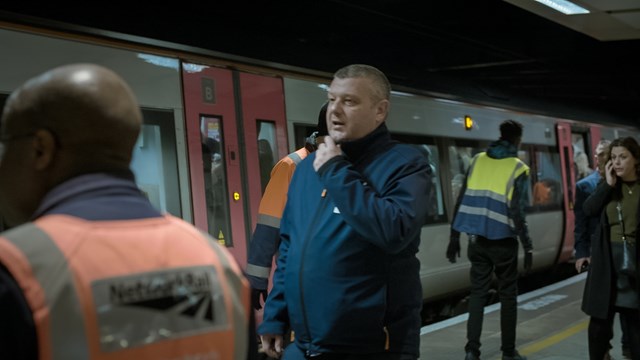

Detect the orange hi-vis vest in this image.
[246,147,310,284]
[0,214,249,360]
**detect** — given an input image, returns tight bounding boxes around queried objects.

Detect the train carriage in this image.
[0,22,638,305]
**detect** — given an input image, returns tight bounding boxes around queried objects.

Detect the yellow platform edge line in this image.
[520,319,589,356]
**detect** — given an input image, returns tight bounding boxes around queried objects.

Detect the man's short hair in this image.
[333,64,391,102]
[499,120,523,144]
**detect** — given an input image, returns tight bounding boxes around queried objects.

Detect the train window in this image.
[200,115,232,246]
[0,105,183,230]
[448,141,486,204]
[572,132,593,181]
[0,93,6,112]
[257,120,277,194]
[418,144,447,224]
[530,146,562,210]
[131,109,182,218]
[391,134,447,224]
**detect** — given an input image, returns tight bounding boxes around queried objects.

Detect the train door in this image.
[572,126,601,182]
[181,63,249,266]
[556,121,576,263]
[237,73,288,232]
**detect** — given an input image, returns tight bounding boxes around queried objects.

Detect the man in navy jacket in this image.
[574,139,610,272]
[258,64,431,360]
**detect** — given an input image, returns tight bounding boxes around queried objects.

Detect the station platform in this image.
[419,272,628,359]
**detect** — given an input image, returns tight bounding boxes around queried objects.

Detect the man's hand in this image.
[575,257,590,273]
[446,235,461,263]
[313,136,342,171]
[260,334,284,359]
[524,250,533,273]
[251,288,268,310]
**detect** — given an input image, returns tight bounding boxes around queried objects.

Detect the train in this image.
[1,20,638,307]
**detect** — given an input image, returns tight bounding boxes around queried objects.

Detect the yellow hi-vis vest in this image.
[0,214,249,360]
[452,152,529,239]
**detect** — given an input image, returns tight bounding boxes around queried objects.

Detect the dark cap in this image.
[317,102,329,137]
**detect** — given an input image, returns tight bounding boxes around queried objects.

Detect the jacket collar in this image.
[31,171,147,220]
[487,139,518,159]
[339,123,392,162]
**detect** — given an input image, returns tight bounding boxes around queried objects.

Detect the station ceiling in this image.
[1,1,639,125]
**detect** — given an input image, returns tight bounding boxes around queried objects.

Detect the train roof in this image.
[0,1,639,127]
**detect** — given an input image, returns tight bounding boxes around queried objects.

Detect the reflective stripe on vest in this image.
[0,214,249,360]
[287,147,308,165]
[0,223,90,360]
[453,152,529,239]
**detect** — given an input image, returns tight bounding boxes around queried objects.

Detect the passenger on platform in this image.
[246,102,328,310]
[575,140,632,360]
[574,140,611,273]
[447,119,533,360]
[0,64,250,360]
[582,137,640,360]
[258,64,431,360]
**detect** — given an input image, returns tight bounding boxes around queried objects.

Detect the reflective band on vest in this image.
[287,148,308,165]
[245,263,272,278]
[452,152,529,239]
[0,214,249,360]
[257,213,281,229]
[0,223,90,360]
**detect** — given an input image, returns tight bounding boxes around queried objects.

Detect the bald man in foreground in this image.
[0,64,250,359]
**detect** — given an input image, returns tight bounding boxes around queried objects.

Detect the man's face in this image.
[326,77,388,143]
[594,143,607,175]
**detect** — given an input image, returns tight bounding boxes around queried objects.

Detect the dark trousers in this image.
[620,311,631,351]
[465,236,519,357]
[589,307,640,360]
[282,343,417,360]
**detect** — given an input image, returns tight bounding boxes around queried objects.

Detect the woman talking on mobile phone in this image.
[582,137,640,360]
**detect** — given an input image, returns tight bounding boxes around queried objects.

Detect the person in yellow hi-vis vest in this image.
[447,120,533,360]
[0,64,250,360]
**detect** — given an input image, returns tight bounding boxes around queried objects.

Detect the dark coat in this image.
[574,171,601,259]
[581,180,640,319]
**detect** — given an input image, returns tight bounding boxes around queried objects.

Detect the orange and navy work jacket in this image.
[0,214,249,360]
[246,147,310,290]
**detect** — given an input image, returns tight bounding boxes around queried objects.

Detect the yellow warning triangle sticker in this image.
[217,230,225,245]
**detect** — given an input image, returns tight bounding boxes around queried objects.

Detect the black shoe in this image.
[502,351,526,360]
[465,351,480,360]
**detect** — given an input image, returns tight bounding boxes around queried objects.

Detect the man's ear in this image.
[375,99,389,125]
[32,128,57,170]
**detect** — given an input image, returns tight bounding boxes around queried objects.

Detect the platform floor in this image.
[419,273,628,359]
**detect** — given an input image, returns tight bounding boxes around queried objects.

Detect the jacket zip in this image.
[299,188,329,354]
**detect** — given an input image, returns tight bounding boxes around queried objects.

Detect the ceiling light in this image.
[534,0,589,15]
